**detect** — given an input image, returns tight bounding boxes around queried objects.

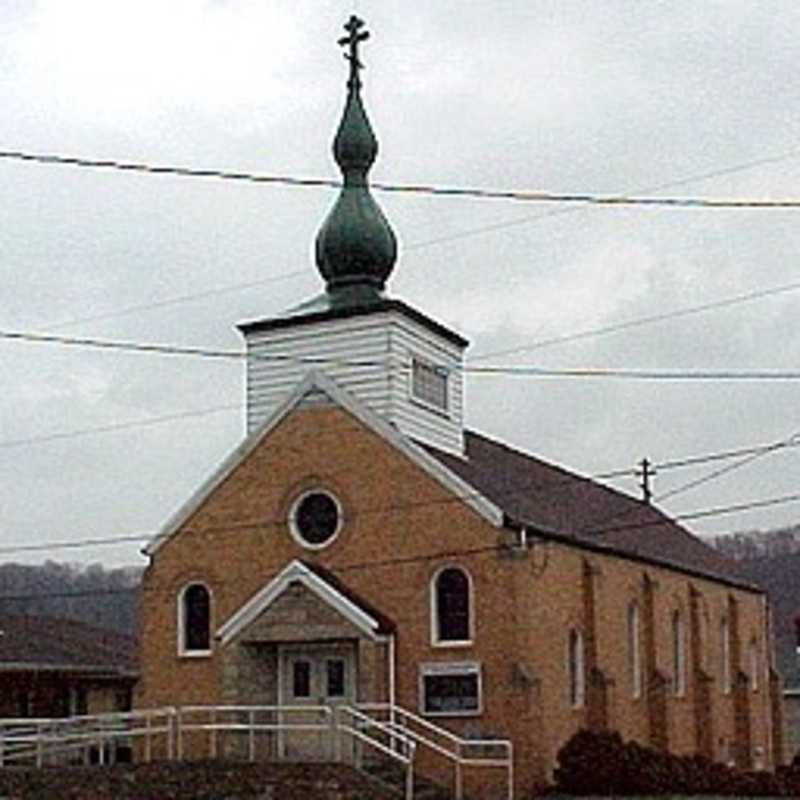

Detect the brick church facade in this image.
[135,17,784,796]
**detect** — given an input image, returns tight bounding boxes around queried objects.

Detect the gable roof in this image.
[0,616,138,675]
[144,370,503,556]
[216,559,394,645]
[424,430,759,592]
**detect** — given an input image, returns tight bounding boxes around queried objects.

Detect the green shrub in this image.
[554,728,788,796]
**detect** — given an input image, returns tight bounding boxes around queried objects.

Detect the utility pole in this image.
[637,457,656,504]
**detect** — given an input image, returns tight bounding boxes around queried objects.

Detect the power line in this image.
[578,427,800,539]
[48,271,309,331]
[0,328,242,360]
[656,439,800,471]
[0,150,338,189]
[656,433,800,504]
[600,491,800,533]
[3,389,798,524]
[411,148,800,251]
[3,148,800,209]
[2,474,800,559]
[25,150,800,336]
[468,365,800,381]
[0,534,151,556]
[1,488,799,604]
[32,269,800,371]
[6,327,800,382]
[0,329,391,370]
[469,279,800,362]
[0,405,239,450]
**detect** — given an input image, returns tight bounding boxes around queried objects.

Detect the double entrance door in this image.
[278,642,356,761]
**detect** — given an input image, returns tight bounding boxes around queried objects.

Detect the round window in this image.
[290,491,342,548]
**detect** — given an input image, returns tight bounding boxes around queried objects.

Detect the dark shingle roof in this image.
[424,430,758,592]
[0,616,138,675]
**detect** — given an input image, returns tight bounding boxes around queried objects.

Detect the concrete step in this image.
[360,756,453,800]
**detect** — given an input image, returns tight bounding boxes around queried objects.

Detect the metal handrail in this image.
[360,702,511,751]
[357,703,513,800]
[175,705,334,761]
[0,702,513,799]
[0,707,176,767]
[336,705,416,800]
[336,704,416,762]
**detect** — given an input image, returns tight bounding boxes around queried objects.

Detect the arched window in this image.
[628,603,642,698]
[672,611,685,696]
[720,616,731,694]
[750,639,760,692]
[432,567,472,644]
[568,629,585,708]
[179,583,211,655]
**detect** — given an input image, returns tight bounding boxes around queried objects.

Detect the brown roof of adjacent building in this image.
[425,430,759,592]
[0,616,138,675]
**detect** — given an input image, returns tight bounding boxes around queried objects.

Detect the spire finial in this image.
[314,16,398,307]
[338,15,370,90]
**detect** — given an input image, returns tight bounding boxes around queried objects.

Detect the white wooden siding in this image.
[386,315,464,455]
[243,309,465,456]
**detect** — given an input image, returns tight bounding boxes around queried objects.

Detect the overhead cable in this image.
[2,486,799,558]
[3,148,800,209]
[469,279,800,362]
[4,327,800,381]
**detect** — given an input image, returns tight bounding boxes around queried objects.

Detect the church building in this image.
[136,17,783,797]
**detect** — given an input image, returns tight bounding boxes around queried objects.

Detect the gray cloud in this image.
[2,1,800,565]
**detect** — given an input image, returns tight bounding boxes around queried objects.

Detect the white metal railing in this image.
[0,703,512,800]
[358,703,513,800]
[336,705,416,800]
[175,705,333,762]
[0,708,175,767]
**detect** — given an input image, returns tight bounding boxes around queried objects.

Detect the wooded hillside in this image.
[0,561,141,637]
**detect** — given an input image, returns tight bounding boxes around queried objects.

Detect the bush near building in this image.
[554,728,800,796]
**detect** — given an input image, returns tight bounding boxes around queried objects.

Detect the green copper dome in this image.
[315,16,397,307]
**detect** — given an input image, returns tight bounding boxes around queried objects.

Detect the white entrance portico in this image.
[215,559,394,761]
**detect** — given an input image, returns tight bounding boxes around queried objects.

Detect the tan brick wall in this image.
[136,402,781,794]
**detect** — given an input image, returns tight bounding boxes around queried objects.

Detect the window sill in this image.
[410,395,452,420]
[432,639,474,649]
[178,649,212,659]
[421,708,482,718]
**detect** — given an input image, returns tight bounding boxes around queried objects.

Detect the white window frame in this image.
[178,582,213,658]
[419,661,482,717]
[410,356,450,415]
[672,611,686,697]
[568,629,585,709]
[628,602,642,699]
[288,489,343,551]
[430,565,474,647]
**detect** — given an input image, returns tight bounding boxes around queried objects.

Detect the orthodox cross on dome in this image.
[338,15,369,89]
[315,15,397,305]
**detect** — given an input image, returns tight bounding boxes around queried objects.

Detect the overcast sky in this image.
[2,0,800,567]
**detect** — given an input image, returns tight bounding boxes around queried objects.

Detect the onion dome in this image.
[315,16,398,308]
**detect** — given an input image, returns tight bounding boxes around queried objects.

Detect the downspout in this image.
[389,633,396,711]
[762,593,774,767]
[388,633,397,753]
